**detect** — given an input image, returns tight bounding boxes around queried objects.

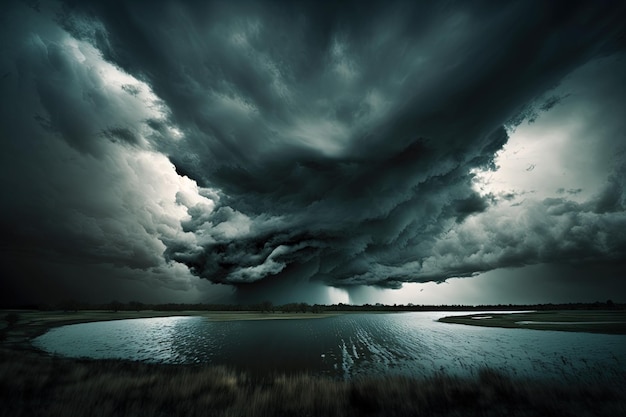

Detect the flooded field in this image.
[33,312,626,380]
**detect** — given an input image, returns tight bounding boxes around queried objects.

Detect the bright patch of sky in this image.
[472,54,625,205]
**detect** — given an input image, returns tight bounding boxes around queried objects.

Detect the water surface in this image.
[33,312,626,380]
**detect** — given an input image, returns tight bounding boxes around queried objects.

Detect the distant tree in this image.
[128,301,145,312]
[311,304,324,314]
[260,301,273,313]
[298,302,309,313]
[108,300,123,313]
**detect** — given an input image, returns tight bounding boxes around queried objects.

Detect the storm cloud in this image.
[1,0,625,303]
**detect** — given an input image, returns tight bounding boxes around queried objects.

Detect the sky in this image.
[1,0,625,306]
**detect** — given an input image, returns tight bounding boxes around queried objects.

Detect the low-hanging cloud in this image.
[2,0,625,300]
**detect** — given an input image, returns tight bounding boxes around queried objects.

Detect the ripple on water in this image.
[33,312,626,380]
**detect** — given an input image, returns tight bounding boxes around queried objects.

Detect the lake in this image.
[32,312,626,381]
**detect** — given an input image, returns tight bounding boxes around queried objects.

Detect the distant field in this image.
[439,310,626,334]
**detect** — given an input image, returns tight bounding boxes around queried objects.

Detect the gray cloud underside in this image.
[65,0,626,287]
[3,0,625,291]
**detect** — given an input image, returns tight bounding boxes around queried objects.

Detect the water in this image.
[32,312,626,381]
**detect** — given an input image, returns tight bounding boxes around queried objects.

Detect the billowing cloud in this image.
[1,0,625,304]
[1,1,221,303]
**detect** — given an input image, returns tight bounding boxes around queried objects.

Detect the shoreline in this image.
[4,308,626,356]
[0,310,343,355]
[2,310,626,416]
[439,310,626,335]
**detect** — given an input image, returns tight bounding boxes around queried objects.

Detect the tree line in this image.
[13,299,623,313]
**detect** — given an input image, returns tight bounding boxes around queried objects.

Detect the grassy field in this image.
[1,346,625,417]
[439,310,626,334]
[2,310,625,416]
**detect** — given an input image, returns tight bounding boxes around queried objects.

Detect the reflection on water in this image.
[33,312,626,380]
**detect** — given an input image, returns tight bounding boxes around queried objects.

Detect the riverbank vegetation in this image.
[4,299,623,314]
[1,347,624,417]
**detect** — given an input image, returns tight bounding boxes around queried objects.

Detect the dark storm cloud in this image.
[0,1,213,304]
[54,0,626,288]
[413,194,626,281]
[2,0,625,300]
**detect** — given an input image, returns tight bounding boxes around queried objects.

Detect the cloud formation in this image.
[1,0,625,303]
[1,1,215,302]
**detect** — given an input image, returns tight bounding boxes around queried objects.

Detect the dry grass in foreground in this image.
[1,348,624,417]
